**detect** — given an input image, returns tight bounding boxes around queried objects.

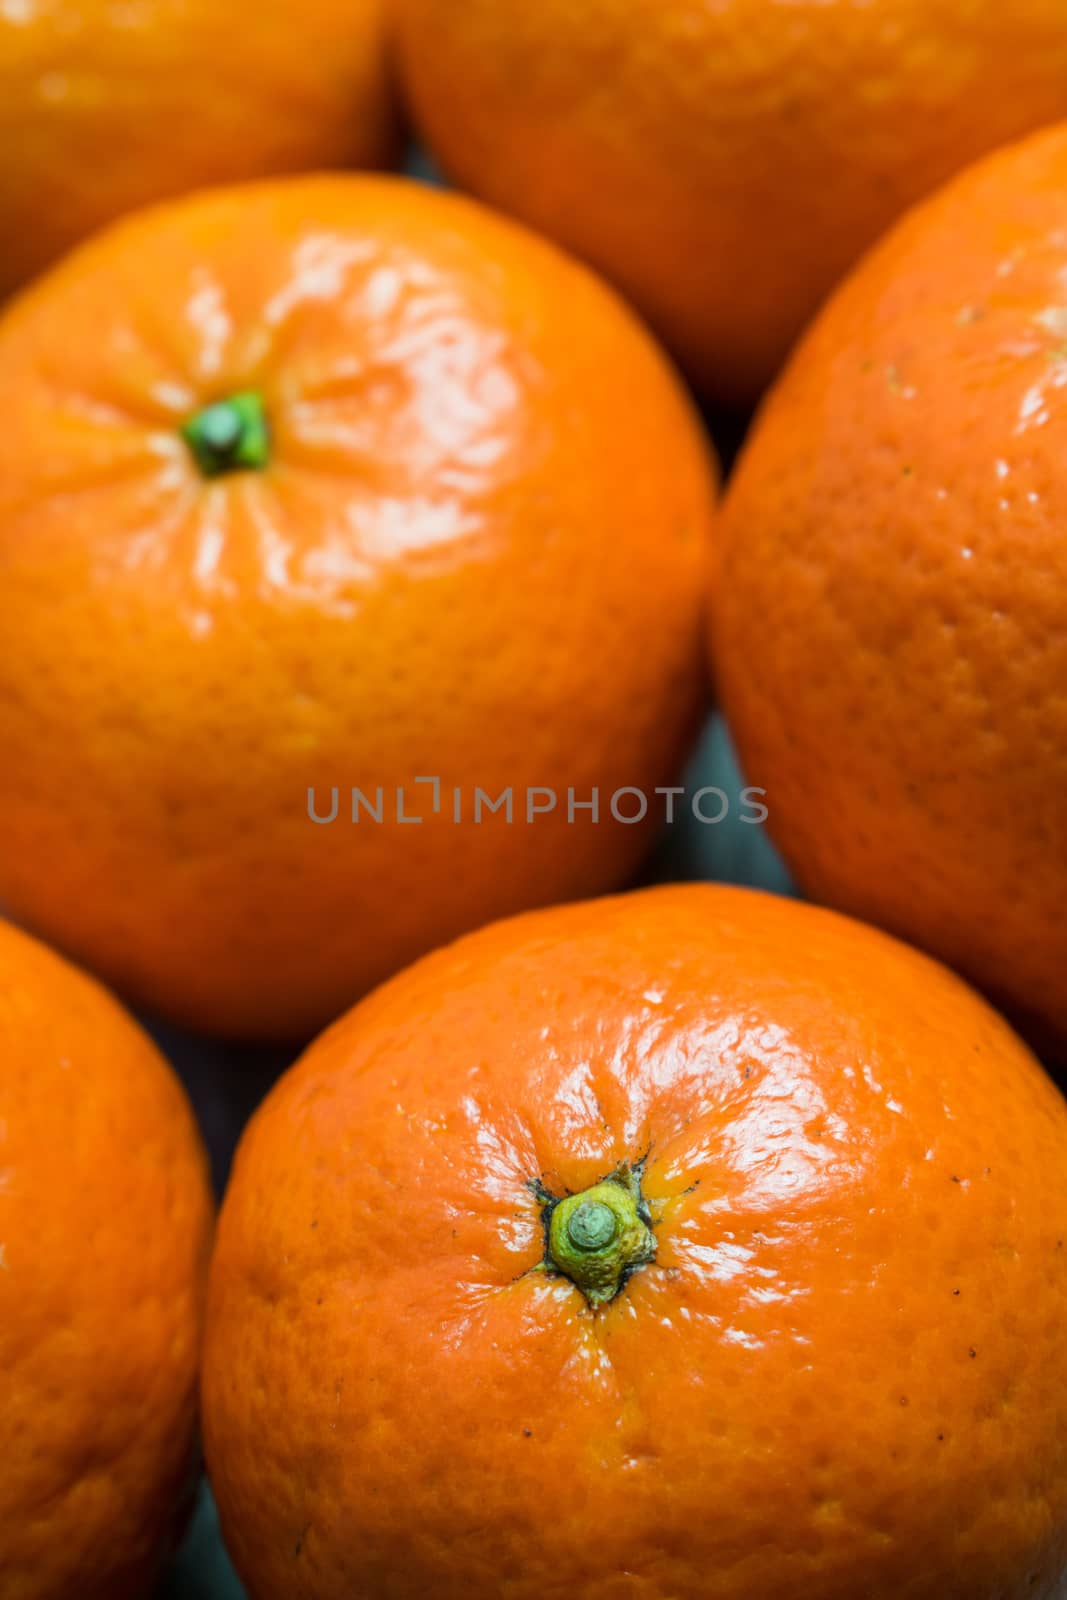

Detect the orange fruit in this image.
[0,0,397,299]
[711,122,1067,1052]
[203,884,1067,1600]
[0,918,213,1600]
[0,175,716,1040]
[395,0,1067,404]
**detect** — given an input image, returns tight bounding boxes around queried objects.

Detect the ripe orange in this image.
[711,122,1067,1052]
[0,918,213,1600]
[203,884,1067,1600]
[0,175,716,1040]
[0,0,397,298]
[395,0,1067,403]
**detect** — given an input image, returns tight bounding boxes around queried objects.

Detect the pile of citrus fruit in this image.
[1,4,1066,1599]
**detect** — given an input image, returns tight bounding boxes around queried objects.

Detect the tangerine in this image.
[0,919,213,1600]
[0,0,398,298]
[0,176,716,1038]
[204,885,1067,1599]
[396,0,1067,402]
[712,122,1067,1049]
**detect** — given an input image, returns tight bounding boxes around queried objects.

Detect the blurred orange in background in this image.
[396,0,1067,404]
[0,0,398,298]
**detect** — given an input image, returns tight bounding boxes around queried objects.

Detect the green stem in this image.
[545,1164,656,1308]
[182,392,270,478]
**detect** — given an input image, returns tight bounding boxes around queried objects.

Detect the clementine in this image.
[203,884,1067,1599]
[395,0,1067,404]
[0,918,213,1600]
[712,121,1067,1052]
[0,0,398,298]
[0,175,716,1040]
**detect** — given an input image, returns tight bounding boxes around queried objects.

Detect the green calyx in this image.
[181,392,270,478]
[544,1164,656,1309]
